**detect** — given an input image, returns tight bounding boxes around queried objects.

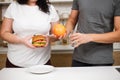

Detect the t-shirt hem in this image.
[4,16,14,19]
[73,58,114,64]
[114,15,120,16]
[7,55,51,68]
[72,8,79,10]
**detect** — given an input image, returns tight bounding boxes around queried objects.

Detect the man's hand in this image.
[69,33,93,47]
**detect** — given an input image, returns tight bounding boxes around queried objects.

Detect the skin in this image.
[0,0,59,49]
[65,10,120,47]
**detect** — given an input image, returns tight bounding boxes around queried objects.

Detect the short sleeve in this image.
[4,2,15,19]
[114,0,120,16]
[49,5,59,22]
[72,0,79,10]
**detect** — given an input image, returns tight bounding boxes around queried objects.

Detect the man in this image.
[65,0,120,67]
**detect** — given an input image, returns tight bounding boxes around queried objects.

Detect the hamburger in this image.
[32,35,47,47]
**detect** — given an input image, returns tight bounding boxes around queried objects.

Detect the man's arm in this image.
[65,10,79,35]
[90,16,120,43]
[70,16,120,47]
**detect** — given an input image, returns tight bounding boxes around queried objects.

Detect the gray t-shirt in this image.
[72,0,120,64]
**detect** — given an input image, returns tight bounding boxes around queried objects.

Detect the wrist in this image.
[17,37,24,44]
[88,34,95,42]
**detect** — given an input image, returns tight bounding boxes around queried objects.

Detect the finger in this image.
[46,35,49,41]
[50,34,57,38]
[71,39,79,44]
[58,35,63,39]
[63,33,67,38]
[71,39,81,47]
[27,44,36,49]
[70,35,80,42]
[74,41,81,48]
[45,39,49,47]
[70,33,78,37]
[26,35,33,40]
[74,43,80,48]
[71,32,81,36]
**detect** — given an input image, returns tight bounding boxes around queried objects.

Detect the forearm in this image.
[65,18,77,34]
[65,10,78,34]
[0,32,22,44]
[90,31,120,43]
[0,18,22,44]
[90,16,120,43]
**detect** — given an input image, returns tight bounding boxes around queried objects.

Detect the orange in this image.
[52,24,66,38]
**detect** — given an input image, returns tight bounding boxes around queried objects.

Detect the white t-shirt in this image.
[4,1,59,67]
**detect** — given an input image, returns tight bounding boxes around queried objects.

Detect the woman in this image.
[0,0,59,67]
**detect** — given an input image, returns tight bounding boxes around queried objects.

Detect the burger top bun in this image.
[32,35,47,47]
[32,35,46,42]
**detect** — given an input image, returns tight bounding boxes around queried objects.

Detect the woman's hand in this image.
[48,34,59,42]
[20,36,36,49]
[42,35,49,47]
[70,33,93,47]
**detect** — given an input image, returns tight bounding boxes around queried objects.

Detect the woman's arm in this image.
[0,17,35,48]
[0,18,22,44]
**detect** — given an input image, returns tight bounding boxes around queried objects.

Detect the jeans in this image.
[72,60,113,67]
